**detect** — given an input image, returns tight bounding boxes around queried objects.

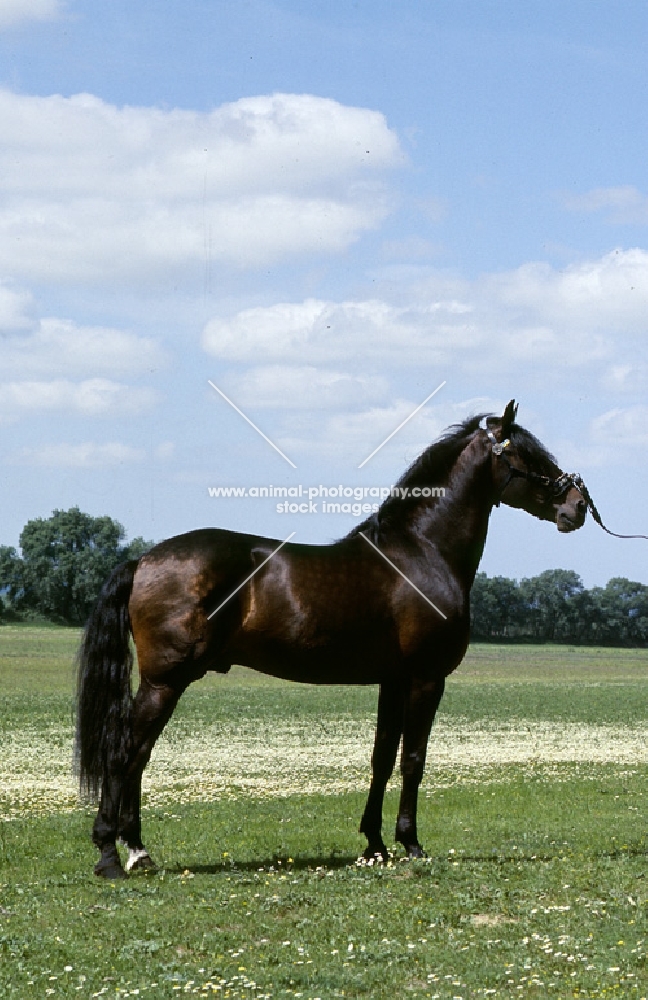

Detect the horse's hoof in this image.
[94,859,127,880]
[125,851,156,873]
[362,843,389,863]
[407,844,427,859]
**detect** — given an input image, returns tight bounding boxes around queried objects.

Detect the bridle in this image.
[483,425,648,541]
[483,426,576,498]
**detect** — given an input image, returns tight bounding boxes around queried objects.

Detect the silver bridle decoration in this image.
[480,416,511,456]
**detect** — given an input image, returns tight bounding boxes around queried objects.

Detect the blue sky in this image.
[1,0,647,587]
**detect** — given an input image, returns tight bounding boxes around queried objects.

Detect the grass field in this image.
[1,627,647,999]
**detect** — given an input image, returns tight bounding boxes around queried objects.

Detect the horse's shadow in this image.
[164,854,362,875]
[161,844,648,876]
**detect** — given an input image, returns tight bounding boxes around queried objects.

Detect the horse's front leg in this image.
[395,675,445,857]
[117,678,182,872]
[359,680,405,861]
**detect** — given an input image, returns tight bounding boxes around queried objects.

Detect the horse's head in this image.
[484,400,587,533]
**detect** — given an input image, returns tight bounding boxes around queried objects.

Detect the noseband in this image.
[484,426,648,540]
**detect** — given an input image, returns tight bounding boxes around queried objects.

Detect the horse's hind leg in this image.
[359,681,405,861]
[92,773,128,879]
[395,675,445,858]
[116,677,183,872]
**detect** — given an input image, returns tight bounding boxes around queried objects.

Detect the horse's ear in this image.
[501,399,518,436]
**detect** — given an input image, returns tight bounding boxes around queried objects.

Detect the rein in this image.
[484,427,648,541]
[564,474,648,541]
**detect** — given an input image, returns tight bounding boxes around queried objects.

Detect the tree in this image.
[10,508,153,625]
[470,573,524,639]
[469,569,647,646]
[0,545,22,617]
[587,578,648,646]
[123,536,153,561]
[519,569,584,641]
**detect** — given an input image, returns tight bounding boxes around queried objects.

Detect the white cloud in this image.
[602,364,648,393]
[563,186,648,225]
[199,247,648,479]
[0,378,156,422]
[0,315,167,378]
[203,297,474,366]
[0,90,402,284]
[279,396,502,464]
[15,442,146,467]
[550,439,611,471]
[0,0,61,29]
[554,404,648,472]
[0,283,33,331]
[591,405,648,448]
[222,366,389,410]
[479,248,648,337]
[203,249,648,378]
[0,288,165,428]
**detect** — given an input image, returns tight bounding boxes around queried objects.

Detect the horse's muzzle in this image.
[556,492,587,532]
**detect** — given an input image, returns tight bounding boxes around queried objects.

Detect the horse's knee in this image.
[400,750,425,783]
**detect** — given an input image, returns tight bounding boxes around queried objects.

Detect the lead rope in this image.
[572,476,648,541]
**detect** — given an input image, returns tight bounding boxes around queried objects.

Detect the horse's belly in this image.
[222,629,399,685]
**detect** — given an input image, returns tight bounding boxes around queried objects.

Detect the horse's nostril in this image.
[576,499,586,514]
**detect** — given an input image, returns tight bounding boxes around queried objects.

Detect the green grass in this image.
[1,628,647,998]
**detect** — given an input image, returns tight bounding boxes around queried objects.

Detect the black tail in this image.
[75,559,139,800]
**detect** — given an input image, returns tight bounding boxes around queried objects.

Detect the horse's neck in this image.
[411,434,494,585]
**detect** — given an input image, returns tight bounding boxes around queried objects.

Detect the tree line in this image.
[1,508,647,644]
[0,508,151,626]
[471,569,648,647]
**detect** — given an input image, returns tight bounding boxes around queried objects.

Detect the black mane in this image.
[347,412,560,540]
[507,423,559,477]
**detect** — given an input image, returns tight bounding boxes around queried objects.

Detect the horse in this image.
[75,400,587,879]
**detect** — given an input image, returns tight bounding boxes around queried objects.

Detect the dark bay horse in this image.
[76,401,587,879]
